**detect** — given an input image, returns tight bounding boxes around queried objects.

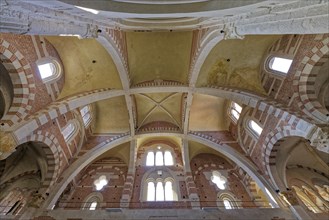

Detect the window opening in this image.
[146,152,155,166]
[223,199,232,209]
[80,106,91,125]
[211,171,227,190]
[164,151,173,166]
[89,201,97,210]
[147,182,155,201]
[94,175,108,191]
[249,120,263,136]
[155,151,164,166]
[38,63,56,79]
[165,181,174,201]
[269,57,292,74]
[230,102,243,121]
[156,182,165,201]
[62,123,75,140]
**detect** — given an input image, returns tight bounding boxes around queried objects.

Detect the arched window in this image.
[164,151,173,166]
[146,179,176,202]
[223,199,232,209]
[248,120,263,137]
[211,171,227,190]
[147,182,155,201]
[61,122,76,141]
[89,201,97,210]
[146,152,155,166]
[36,58,61,83]
[269,57,293,74]
[217,193,240,209]
[165,181,174,201]
[80,105,91,126]
[156,182,165,201]
[145,149,174,167]
[229,102,242,122]
[155,151,164,166]
[93,175,108,191]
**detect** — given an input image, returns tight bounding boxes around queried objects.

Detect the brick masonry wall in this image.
[0,33,64,129]
[190,153,255,208]
[59,157,127,209]
[261,34,329,123]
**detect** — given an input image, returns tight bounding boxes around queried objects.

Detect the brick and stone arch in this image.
[0,39,35,129]
[294,36,329,123]
[25,131,62,196]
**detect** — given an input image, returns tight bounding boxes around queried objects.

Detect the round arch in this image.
[0,39,35,129]
[43,132,281,209]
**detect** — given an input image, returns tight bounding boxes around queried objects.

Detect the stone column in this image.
[120,140,137,208]
[181,139,200,209]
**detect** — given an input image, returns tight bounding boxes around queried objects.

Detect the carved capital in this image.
[309,127,329,153]
[223,23,244,40]
[0,131,17,160]
[280,191,299,206]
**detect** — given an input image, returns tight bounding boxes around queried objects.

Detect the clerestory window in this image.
[94,175,108,191]
[36,58,61,83]
[80,105,91,126]
[229,102,242,122]
[61,122,77,141]
[211,171,227,190]
[146,148,174,166]
[269,57,292,74]
[248,120,263,137]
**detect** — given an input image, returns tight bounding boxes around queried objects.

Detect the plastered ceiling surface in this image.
[46,36,122,99]
[126,31,192,85]
[92,96,130,134]
[134,93,183,129]
[189,94,229,131]
[188,140,232,163]
[95,142,131,165]
[137,136,182,150]
[197,35,280,94]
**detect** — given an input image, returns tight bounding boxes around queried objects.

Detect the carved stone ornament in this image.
[223,23,244,40]
[309,127,329,153]
[0,131,16,160]
[279,191,299,206]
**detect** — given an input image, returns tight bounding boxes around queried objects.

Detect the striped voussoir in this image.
[0,39,35,129]
[294,36,329,123]
[26,131,63,196]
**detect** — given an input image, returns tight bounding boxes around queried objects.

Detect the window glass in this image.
[211,171,226,190]
[270,57,293,74]
[146,152,155,166]
[223,199,232,209]
[164,151,173,166]
[155,151,164,166]
[233,103,242,113]
[94,175,108,191]
[231,109,240,120]
[156,182,164,201]
[249,120,263,136]
[62,123,75,140]
[89,201,97,210]
[165,181,174,201]
[230,102,242,121]
[82,113,91,125]
[147,182,155,201]
[38,63,56,79]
